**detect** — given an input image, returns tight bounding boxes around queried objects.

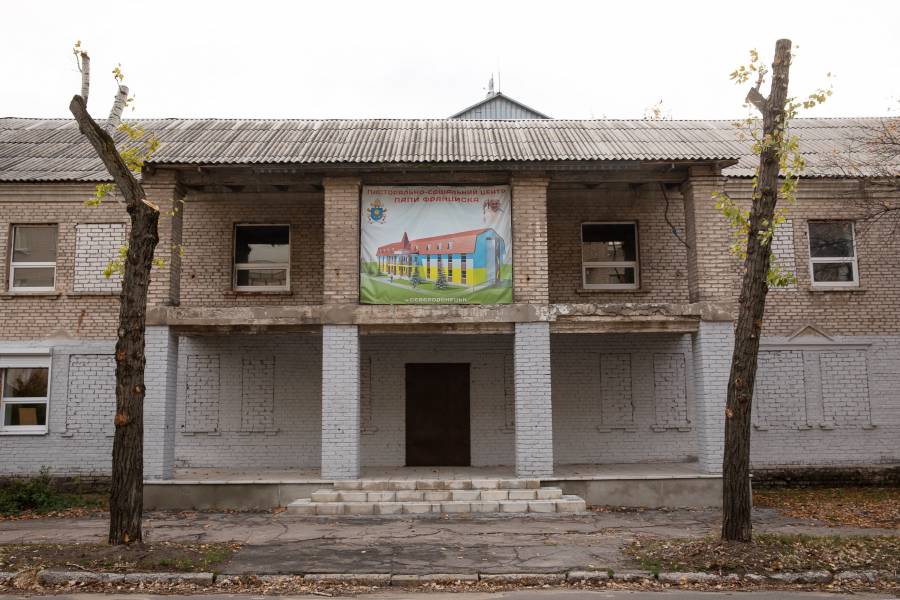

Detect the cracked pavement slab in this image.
[1,508,896,575]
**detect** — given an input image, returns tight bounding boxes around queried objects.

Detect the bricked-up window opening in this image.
[581,222,639,289]
[233,224,290,291]
[808,221,858,287]
[0,358,50,434]
[9,225,57,292]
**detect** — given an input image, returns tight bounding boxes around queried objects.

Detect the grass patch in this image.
[624,533,900,574]
[0,541,237,573]
[754,486,900,529]
[0,469,105,518]
[360,274,512,304]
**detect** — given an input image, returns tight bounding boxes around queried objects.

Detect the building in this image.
[0,109,898,509]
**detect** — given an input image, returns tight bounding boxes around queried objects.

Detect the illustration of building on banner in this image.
[375,228,507,288]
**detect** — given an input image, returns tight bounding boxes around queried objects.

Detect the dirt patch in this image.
[624,533,900,574]
[0,541,237,573]
[754,486,900,529]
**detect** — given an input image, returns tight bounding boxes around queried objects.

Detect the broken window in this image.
[234,224,290,291]
[581,222,639,289]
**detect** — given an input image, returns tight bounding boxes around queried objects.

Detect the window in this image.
[808,221,858,287]
[581,222,639,289]
[9,225,57,292]
[233,224,290,291]
[1,358,50,434]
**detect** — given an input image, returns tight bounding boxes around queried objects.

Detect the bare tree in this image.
[70,44,161,544]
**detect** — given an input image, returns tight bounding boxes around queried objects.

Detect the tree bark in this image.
[721,38,793,542]
[70,94,159,545]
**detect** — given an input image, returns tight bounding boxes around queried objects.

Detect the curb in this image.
[2,568,895,588]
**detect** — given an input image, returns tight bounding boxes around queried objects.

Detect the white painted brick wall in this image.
[551,333,697,463]
[691,321,735,473]
[73,223,126,293]
[359,334,515,467]
[514,322,554,477]
[770,219,798,291]
[321,325,360,478]
[175,333,321,470]
[751,336,900,468]
[0,341,116,476]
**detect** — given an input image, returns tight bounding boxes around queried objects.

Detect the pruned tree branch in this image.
[69,94,151,212]
[746,87,767,113]
[106,85,129,133]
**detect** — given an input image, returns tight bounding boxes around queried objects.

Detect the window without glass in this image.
[233,224,290,291]
[581,222,639,289]
[1,362,50,433]
[9,225,57,292]
[808,221,858,287]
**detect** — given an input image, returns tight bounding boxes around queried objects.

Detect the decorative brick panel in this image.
[652,353,690,431]
[74,223,126,293]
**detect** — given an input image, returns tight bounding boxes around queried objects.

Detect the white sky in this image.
[1,0,897,120]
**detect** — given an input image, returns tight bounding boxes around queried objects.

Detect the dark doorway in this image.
[405,363,471,466]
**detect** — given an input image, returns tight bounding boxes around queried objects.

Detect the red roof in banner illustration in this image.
[376,228,491,256]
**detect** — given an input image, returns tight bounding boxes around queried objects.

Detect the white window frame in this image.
[807,220,859,289]
[233,224,291,292]
[581,221,640,290]
[0,355,52,435]
[8,224,58,293]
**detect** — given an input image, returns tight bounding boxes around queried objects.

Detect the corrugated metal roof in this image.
[0,117,894,182]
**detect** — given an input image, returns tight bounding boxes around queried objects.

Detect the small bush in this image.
[0,467,102,515]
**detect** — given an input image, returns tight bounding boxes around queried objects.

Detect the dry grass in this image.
[754,486,900,529]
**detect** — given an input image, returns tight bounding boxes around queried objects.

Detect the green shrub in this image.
[0,467,100,515]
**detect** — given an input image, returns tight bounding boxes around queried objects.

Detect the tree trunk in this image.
[69,94,159,545]
[721,38,793,542]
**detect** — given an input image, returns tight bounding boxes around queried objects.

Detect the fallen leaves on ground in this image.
[754,486,900,529]
[624,533,900,574]
[0,541,238,573]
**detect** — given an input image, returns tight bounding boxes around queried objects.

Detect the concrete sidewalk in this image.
[0,508,894,575]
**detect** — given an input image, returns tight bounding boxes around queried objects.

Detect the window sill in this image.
[807,286,865,293]
[67,292,120,298]
[0,429,49,436]
[225,289,293,296]
[0,291,61,299]
[575,287,650,295]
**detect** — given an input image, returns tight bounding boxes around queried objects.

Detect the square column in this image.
[511,175,550,304]
[143,325,179,480]
[321,324,361,479]
[322,177,361,305]
[691,320,735,473]
[514,322,553,477]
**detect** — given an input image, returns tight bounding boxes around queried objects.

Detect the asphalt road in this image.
[5,592,896,600]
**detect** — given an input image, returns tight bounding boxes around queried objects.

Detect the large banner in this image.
[360,185,513,305]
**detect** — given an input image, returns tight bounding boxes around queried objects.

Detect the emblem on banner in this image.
[367,199,388,224]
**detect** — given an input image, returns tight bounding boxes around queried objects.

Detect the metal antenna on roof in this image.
[487,75,495,97]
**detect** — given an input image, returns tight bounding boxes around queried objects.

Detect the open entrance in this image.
[405,363,471,466]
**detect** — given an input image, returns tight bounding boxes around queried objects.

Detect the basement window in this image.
[581,222,639,289]
[233,224,291,291]
[9,225,57,292]
[808,221,858,287]
[1,358,51,434]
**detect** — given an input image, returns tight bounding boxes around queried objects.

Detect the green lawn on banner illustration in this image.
[360,266,512,305]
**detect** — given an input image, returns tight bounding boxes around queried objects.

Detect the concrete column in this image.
[513,322,553,477]
[321,324,361,479]
[322,177,361,305]
[691,319,735,474]
[511,175,550,305]
[143,325,179,480]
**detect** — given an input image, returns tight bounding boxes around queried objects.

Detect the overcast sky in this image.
[2,0,897,120]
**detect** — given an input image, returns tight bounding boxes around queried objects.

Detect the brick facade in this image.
[2,167,899,480]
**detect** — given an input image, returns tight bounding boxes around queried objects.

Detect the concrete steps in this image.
[285,478,587,516]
